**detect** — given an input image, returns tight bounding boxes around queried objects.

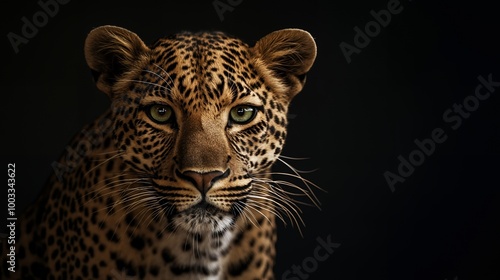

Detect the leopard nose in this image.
[179,170,229,194]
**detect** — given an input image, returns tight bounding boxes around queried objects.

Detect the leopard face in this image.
[85,26,317,235]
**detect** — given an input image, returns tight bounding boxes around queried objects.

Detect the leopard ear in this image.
[252,29,317,99]
[84,25,150,97]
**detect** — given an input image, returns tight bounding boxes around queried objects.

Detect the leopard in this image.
[1,25,317,279]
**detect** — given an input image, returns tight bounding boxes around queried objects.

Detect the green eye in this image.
[229,105,257,124]
[148,104,173,124]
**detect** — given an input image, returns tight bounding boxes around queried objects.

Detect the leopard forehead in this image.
[126,32,273,115]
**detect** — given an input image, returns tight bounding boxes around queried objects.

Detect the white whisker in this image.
[153,63,175,85]
[85,150,125,177]
[122,79,172,94]
[246,155,324,235]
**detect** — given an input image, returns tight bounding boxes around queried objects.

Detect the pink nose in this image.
[181,170,225,194]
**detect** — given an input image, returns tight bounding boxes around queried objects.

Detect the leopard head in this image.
[84,25,317,233]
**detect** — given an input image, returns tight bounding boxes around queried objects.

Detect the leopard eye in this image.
[147,104,173,124]
[229,105,257,124]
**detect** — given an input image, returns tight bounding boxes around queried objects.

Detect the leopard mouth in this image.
[171,202,235,234]
[151,178,245,233]
[187,200,223,216]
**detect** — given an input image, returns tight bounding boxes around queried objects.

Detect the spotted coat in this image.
[1,25,317,279]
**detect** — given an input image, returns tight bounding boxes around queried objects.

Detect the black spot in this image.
[233,230,244,245]
[79,237,87,251]
[103,136,111,149]
[106,197,115,214]
[115,258,126,271]
[130,236,145,250]
[149,266,160,276]
[30,262,49,278]
[125,213,137,227]
[92,264,99,278]
[228,253,254,276]
[75,258,81,268]
[255,258,263,268]
[90,211,97,224]
[194,233,203,243]
[182,242,192,251]
[131,156,141,164]
[162,248,175,264]
[106,230,119,243]
[105,158,114,171]
[51,249,59,259]
[82,265,89,278]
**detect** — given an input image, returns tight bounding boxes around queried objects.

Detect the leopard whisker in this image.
[258,178,319,208]
[250,182,296,210]
[142,69,172,89]
[83,176,145,208]
[103,178,148,234]
[250,184,303,215]
[85,150,125,177]
[111,186,157,238]
[248,189,303,228]
[126,193,159,236]
[122,79,172,94]
[143,195,167,230]
[234,201,260,229]
[258,171,323,209]
[152,63,176,86]
[253,178,307,200]
[243,201,274,226]
[250,181,307,233]
[253,177,315,209]
[276,156,325,195]
[85,175,147,197]
[245,197,288,226]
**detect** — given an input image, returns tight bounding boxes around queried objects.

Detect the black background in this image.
[1,0,499,279]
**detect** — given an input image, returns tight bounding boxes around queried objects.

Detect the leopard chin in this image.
[172,202,235,234]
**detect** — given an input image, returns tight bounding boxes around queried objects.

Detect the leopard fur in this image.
[1,25,317,279]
